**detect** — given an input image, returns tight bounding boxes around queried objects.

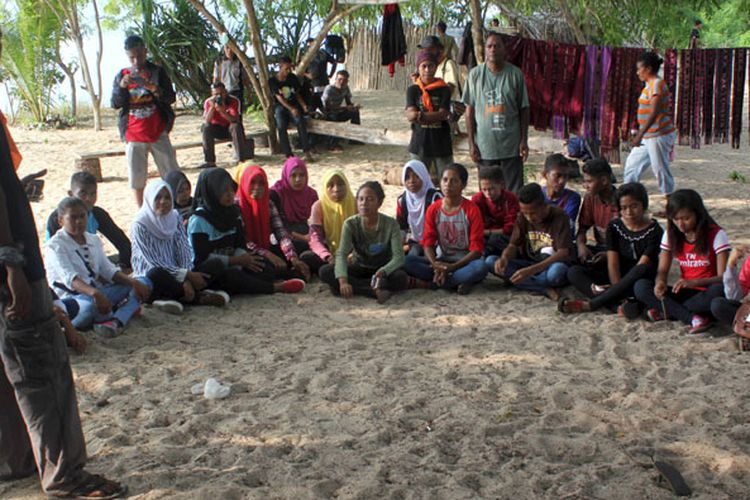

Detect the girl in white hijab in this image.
[395,160,442,256]
[131,180,228,313]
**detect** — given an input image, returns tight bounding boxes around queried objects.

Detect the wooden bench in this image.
[75,120,560,180]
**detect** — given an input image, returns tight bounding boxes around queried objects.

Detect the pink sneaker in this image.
[645,308,664,322]
[688,315,712,334]
[280,279,305,294]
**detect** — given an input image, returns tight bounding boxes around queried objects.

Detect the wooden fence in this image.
[346,25,430,92]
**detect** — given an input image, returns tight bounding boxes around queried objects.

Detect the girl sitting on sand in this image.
[404,163,488,295]
[634,189,730,334]
[238,165,311,281]
[131,180,228,314]
[396,160,442,257]
[270,156,318,255]
[711,245,750,328]
[188,169,305,296]
[320,181,407,303]
[165,170,193,224]
[559,182,663,317]
[45,197,151,337]
[301,169,357,274]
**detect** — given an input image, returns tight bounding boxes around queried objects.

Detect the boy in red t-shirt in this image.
[576,158,619,268]
[403,163,487,295]
[111,35,180,207]
[200,82,253,168]
[471,165,519,258]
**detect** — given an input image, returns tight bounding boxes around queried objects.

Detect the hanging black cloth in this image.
[730,48,747,149]
[381,3,406,75]
[457,22,477,69]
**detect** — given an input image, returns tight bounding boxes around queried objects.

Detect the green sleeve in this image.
[380,217,406,276]
[334,218,355,279]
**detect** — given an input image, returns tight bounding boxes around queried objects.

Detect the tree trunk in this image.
[468,0,484,64]
[93,0,104,129]
[53,42,77,117]
[185,0,279,152]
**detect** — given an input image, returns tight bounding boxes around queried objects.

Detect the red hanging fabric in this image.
[731,48,747,149]
[551,43,586,132]
[713,49,732,144]
[701,49,716,145]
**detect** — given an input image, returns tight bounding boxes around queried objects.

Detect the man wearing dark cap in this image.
[112,34,180,207]
[462,32,529,193]
[0,31,127,499]
[405,50,453,181]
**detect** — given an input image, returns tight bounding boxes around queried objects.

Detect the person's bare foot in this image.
[545,287,561,301]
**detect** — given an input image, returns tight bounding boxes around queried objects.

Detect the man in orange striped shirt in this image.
[623,51,677,195]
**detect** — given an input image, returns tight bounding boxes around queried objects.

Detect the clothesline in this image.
[498,34,749,163]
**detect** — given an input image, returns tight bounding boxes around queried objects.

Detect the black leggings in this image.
[710,297,742,326]
[300,251,326,275]
[196,257,275,295]
[319,262,408,299]
[567,264,652,311]
[147,267,187,302]
[634,280,725,324]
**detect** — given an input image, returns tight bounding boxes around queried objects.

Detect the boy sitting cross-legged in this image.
[488,182,572,300]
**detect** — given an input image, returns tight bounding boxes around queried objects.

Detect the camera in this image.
[214,96,223,106]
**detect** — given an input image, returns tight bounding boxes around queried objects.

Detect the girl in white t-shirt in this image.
[634,189,730,334]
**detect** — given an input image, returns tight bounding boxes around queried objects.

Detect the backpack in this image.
[325,34,346,63]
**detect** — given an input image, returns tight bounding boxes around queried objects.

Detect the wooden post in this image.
[75,157,102,181]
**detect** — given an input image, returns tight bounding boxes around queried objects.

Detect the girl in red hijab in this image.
[238,165,311,280]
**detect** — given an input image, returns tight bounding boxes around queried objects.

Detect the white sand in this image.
[2,91,750,499]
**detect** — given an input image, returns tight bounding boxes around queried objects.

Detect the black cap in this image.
[417,35,443,49]
[124,35,145,50]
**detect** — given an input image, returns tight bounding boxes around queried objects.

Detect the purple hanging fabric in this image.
[599,47,612,141]
[583,45,599,140]
[552,115,566,139]
[691,49,704,149]
[702,49,716,145]
[713,49,733,143]
[731,48,747,149]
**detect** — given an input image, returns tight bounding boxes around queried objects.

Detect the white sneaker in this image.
[153,300,184,315]
[203,289,230,305]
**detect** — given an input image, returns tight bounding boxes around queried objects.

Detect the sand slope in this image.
[2,91,750,499]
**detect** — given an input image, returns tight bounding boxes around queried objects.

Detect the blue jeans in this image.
[70,281,148,329]
[623,131,676,195]
[274,106,310,157]
[404,255,488,289]
[486,256,568,294]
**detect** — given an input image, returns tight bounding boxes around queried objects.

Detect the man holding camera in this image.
[200,82,253,169]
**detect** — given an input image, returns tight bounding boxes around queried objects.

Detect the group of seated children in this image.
[45,152,750,350]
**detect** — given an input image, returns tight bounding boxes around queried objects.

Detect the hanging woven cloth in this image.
[731,48,747,149]
[690,48,705,149]
[713,48,733,144]
[663,49,678,118]
[381,4,406,77]
[702,49,716,145]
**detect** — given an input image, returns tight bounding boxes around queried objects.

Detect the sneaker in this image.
[688,315,713,335]
[280,279,305,294]
[199,290,229,307]
[645,308,664,322]
[93,320,124,338]
[153,300,184,315]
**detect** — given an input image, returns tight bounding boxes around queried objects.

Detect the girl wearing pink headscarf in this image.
[270,156,319,254]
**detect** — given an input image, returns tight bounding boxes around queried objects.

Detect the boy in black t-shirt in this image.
[270,56,314,162]
[405,50,453,183]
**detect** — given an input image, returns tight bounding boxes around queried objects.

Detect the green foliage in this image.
[133,0,219,108]
[0,1,64,123]
[729,170,747,183]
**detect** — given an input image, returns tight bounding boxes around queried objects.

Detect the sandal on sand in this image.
[653,460,692,496]
[49,474,128,499]
[557,297,587,313]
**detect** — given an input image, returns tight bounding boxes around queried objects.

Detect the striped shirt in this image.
[131,221,193,283]
[637,78,675,138]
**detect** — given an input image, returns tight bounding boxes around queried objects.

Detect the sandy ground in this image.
[3,90,750,499]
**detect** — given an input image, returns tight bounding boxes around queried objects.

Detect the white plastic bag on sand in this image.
[191,378,231,399]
